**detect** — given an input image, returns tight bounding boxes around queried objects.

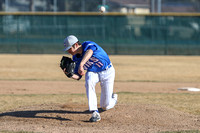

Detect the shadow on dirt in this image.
[0,110,91,121]
[0,108,105,121]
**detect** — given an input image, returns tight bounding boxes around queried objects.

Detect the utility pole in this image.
[151,0,162,13]
[29,0,35,12]
[157,0,162,13]
[53,0,57,12]
[151,0,155,12]
[5,0,9,12]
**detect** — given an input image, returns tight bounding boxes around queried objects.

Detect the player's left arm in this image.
[78,49,93,76]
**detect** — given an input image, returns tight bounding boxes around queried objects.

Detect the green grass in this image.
[1,55,200,82]
[118,92,200,115]
[1,92,200,116]
[0,94,87,113]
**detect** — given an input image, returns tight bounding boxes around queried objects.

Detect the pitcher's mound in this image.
[0,103,200,133]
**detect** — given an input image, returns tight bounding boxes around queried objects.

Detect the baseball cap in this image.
[63,35,78,51]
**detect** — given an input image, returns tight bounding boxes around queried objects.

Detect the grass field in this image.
[0,54,200,133]
[0,54,200,114]
[0,54,200,82]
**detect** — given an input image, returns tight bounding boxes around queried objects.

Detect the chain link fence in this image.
[0,12,200,55]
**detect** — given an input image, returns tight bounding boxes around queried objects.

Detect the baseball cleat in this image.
[89,111,101,122]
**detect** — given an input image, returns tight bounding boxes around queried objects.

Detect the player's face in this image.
[67,43,77,55]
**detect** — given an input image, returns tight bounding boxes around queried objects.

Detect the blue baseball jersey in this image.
[73,41,111,75]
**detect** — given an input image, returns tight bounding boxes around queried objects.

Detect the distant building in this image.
[162,1,200,13]
[0,0,199,13]
[108,0,150,14]
[108,0,200,13]
[0,0,65,12]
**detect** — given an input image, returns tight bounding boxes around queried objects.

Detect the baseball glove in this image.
[60,56,76,78]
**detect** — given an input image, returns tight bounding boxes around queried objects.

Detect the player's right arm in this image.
[79,49,93,76]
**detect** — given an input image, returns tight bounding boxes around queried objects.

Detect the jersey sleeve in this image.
[87,45,97,51]
[83,42,98,53]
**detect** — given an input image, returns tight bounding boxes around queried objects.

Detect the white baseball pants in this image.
[85,65,116,111]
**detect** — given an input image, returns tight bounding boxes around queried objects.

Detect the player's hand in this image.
[63,68,68,74]
[78,65,85,76]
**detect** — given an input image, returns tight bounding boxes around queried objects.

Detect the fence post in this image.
[16,15,20,54]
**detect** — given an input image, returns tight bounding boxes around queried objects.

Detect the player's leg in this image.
[99,66,117,110]
[85,71,99,111]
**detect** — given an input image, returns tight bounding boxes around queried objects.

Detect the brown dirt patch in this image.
[0,103,200,133]
[1,80,200,94]
[0,81,200,133]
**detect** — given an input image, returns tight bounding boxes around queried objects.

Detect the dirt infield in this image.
[0,103,200,133]
[1,80,200,95]
[0,55,200,133]
[0,80,200,133]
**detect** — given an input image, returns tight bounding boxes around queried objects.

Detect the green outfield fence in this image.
[0,12,200,55]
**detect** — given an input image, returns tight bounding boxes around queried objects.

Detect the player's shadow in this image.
[0,109,90,121]
[0,108,105,122]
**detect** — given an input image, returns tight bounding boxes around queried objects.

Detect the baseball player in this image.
[62,35,117,122]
